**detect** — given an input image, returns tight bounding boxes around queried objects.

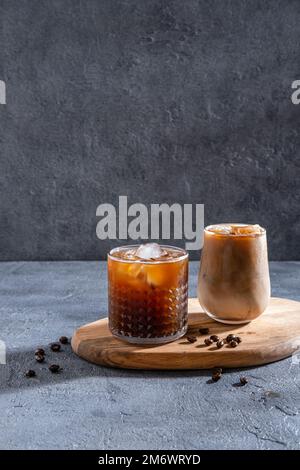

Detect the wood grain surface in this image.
[71,297,300,370]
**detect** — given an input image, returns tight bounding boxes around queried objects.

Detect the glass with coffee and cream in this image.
[198,224,270,324]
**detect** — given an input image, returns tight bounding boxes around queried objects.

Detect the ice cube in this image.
[233,224,264,235]
[135,243,163,259]
[124,249,137,260]
[128,264,146,280]
[210,225,232,235]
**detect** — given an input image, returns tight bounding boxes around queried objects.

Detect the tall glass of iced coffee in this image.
[198,224,270,324]
[108,243,188,344]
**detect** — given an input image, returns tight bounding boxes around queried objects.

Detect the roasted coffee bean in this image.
[35,353,45,363]
[35,348,45,356]
[240,376,248,385]
[204,338,213,346]
[235,336,242,344]
[212,370,222,382]
[210,335,219,342]
[25,370,36,378]
[226,334,236,343]
[216,340,224,349]
[49,364,61,373]
[230,340,238,348]
[59,336,69,344]
[199,328,209,335]
[186,335,197,343]
[50,343,61,352]
[214,367,223,374]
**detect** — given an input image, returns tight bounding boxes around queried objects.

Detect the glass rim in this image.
[108,244,189,264]
[204,223,266,237]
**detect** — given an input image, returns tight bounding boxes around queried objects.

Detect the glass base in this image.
[111,325,188,345]
[204,310,251,325]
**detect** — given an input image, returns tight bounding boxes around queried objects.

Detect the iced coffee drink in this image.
[108,244,188,344]
[198,224,270,324]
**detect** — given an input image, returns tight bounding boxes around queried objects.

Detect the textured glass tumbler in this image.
[108,245,188,344]
[198,224,271,324]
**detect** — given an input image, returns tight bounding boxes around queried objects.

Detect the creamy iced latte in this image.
[198,224,270,324]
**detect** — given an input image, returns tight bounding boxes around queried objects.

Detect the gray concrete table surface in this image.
[0,261,299,450]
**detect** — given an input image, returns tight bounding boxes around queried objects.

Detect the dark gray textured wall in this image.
[0,0,299,261]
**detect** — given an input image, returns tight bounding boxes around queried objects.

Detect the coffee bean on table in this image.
[199,328,209,335]
[240,376,248,385]
[216,340,224,349]
[35,348,45,356]
[210,335,219,342]
[186,335,197,343]
[212,374,221,382]
[25,370,36,378]
[212,369,222,382]
[49,364,61,373]
[204,338,213,346]
[235,336,242,344]
[59,336,69,345]
[50,343,61,352]
[35,353,45,363]
[230,340,238,348]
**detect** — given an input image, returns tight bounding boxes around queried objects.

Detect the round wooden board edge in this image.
[71,296,300,370]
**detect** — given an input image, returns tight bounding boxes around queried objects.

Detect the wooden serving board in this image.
[71,297,300,370]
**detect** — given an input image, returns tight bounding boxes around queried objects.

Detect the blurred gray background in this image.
[0,0,299,261]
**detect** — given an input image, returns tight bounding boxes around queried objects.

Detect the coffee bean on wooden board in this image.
[199,328,209,335]
[230,340,238,348]
[210,335,219,342]
[204,338,213,346]
[226,334,236,343]
[186,335,197,343]
[216,340,225,349]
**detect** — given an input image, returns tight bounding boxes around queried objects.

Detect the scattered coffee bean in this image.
[212,369,222,382]
[210,335,219,342]
[204,338,213,346]
[216,339,224,349]
[226,334,236,343]
[214,367,223,374]
[199,328,209,335]
[49,364,61,373]
[230,340,238,348]
[25,370,36,378]
[35,353,45,363]
[186,335,197,343]
[240,376,248,385]
[50,343,61,352]
[235,336,242,344]
[59,336,69,345]
[35,348,45,356]
[212,374,221,382]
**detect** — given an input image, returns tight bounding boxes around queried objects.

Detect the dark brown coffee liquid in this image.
[108,245,188,344]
